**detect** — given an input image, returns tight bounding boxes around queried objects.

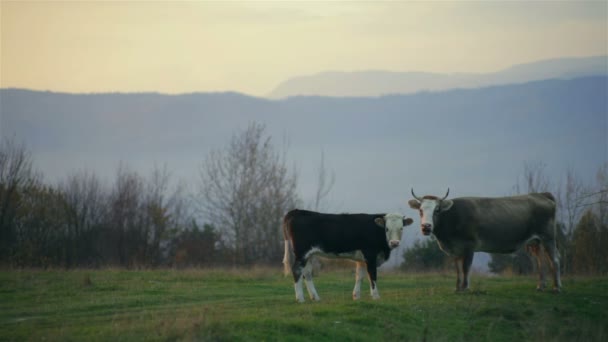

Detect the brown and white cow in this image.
[282,209,413,302]
[408,189,561,292]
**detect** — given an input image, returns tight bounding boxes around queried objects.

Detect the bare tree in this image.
[592,164,608,273]
[558,169,589,238]
[197,123,300,264]
[571,210,603,275]
[513,161,552,194]
[591,164,608,224]
[106,164,146,266]
[0,137,39,262]
[11,184,65,267]
[59,170,107,267]
[312,150,335,211]
[143,164,188,266]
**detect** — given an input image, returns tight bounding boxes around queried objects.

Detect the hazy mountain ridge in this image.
[269,56,608,98]
[2,76,605,200]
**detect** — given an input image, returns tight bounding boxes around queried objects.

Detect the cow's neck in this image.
[381,243,391,262]
[432,219,446,238]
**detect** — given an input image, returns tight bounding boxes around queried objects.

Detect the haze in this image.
[2,1,606,96]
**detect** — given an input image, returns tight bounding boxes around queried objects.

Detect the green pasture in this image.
[0,268,606,341]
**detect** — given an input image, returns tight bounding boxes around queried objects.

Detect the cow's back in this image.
[283,209,385,254]
[437,193,556,253]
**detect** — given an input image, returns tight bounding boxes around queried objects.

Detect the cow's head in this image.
[408,188,453,236]
[374,213,414,248]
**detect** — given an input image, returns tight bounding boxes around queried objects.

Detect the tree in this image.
[0,138,39,264]
[142,165,186,266]
[170,221,220,267]
[567,165,608,275]
[0,138,196,268]
[12,184,66,267]
[571,210,605,275]
[105,165,147,266]
[513,161,551,194]
[59,170,107,267]
[554,168,590,274]
[487,253,511,274]
[401,237,447,272]
[312,150,335,211]
[197,123,300,265]
[594,165,608,272]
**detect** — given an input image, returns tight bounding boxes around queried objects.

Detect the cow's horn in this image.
[411,188,423,202]
[441,188,450,200]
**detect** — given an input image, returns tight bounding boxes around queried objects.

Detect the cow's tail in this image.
[541,192,559,244]
[283,240,294,276]
[282,212,295,276]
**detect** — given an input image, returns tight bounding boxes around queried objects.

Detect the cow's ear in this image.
[403,217,414,226]
[440,200,454,211]
[374,217,385,227]
[408,199,421,209]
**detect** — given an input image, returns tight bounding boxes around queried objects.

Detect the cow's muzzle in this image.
[421,223,432,236]
[389,240,400,249]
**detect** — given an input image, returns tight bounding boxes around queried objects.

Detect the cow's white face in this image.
[374,213,414,248]
[408,198,453,236]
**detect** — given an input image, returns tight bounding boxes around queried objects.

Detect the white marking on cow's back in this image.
[304,247,323,260]
[305,247,366,262]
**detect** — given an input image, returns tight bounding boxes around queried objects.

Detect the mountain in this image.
[1,76,607,267]
[2,76,606,210]
[269,56,608,98]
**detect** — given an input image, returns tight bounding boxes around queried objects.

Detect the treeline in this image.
[0,123,307,268]
[401,162,608,276]
[3,126,607,275]
[0,141,200,267]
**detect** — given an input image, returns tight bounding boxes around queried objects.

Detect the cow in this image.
[408,189,561,292]
[282,209,414,302]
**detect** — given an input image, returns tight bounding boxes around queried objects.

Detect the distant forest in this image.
[1,124,607,275]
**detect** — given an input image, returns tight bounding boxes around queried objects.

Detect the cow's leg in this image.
[302,259,320,301]
[364,259,380,299]
[527,241,546,291]
[352,262,365,300]
[292,258,307,303]
[541,238,562,293]
[454,256,464,292]
[461,250,474,291]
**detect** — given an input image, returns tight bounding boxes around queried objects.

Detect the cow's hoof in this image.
[296,297,306,303]
[536,286,546,292]
[552,287,561,294]
[352,294,360,300]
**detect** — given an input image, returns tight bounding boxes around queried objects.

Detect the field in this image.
[1,268,606,341]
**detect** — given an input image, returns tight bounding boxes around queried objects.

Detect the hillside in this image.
[2,77,605,200]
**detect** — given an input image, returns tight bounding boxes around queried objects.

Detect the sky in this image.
[1,1,607,97]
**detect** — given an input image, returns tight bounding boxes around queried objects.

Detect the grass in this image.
[0,268,606,341]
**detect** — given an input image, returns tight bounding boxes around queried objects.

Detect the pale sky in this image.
[1,1,607,96]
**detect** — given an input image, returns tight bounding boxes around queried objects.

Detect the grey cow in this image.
[408,189,561,292]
